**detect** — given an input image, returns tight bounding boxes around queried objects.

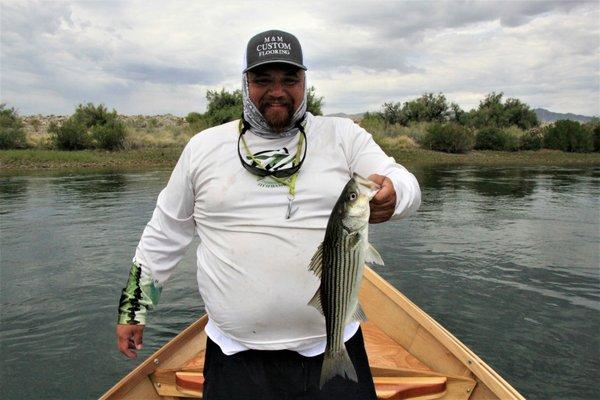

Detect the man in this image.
[116,30,421,399]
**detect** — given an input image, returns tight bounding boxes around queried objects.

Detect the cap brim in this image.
[244,60,307,73]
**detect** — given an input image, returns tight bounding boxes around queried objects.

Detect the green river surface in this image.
[1,165,598,399]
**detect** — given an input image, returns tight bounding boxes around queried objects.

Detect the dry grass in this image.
[375,135,419,150]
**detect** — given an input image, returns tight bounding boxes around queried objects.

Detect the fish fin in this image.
[307,288,324,316]
[348,231,362,249]
[352,302,368,321]
[365,242,384,266]
[319,346,358,389]
[308,243,323,278]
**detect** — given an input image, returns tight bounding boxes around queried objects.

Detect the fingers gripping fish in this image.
[307,173,385,389]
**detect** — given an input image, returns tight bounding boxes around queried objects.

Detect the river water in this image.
[0,165,598,399]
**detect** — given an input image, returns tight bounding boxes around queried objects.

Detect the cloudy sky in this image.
[1,0,598,116]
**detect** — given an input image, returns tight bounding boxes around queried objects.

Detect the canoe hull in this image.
[101,267,524,400]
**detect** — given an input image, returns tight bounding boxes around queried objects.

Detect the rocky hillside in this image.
[21,114,187,135]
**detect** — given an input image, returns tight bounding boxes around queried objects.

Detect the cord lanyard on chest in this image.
[238,118,307,219]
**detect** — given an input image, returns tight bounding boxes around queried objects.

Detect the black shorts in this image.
[202,327,377,400]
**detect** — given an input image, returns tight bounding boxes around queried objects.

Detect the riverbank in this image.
[2,147,600,171]
[0,148,183,170]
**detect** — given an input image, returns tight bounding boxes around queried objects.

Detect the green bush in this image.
[503,126,523,151]
[583,119,600,152]
[401,93,450,123]
[91,118,126,150]
[475,127,505,150]
[359,113,430,142]
[186,112,203,124]
[206,106,241,126]
[50,103,126,150]
[381,102,404,125]
[307,86,324,115]
[543,120,593,152]
[0,104,27,149]
[520,127,544,150]
[72,103,113,128]
[204,89,242,126]
[468,92,539,130]
[49,118,90,150]
[475,127,520,151]
[450,102,469,125]
[422,123,474,153]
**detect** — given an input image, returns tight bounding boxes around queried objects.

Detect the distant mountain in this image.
[325,112,364,121]
[327,108,597,124]
[534,108,596,123]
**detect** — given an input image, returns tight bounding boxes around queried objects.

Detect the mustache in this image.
[259,96,293,109]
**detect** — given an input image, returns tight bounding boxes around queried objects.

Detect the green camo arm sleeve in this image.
[117,261,162,325]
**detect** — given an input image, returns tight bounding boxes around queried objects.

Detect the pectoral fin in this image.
[308,288,324,316]
[308,243,323,278]
[365,243,384,266]
[353,302,368,321]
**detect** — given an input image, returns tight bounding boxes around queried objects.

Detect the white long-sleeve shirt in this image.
[133,112,421,355]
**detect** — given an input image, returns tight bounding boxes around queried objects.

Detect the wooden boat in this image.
[101,267,525,400]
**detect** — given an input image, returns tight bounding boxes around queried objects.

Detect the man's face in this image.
[247,63,305,132]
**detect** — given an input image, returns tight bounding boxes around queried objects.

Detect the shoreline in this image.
[1,148,600,172]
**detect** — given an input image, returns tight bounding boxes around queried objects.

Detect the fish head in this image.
[339,173,380,231]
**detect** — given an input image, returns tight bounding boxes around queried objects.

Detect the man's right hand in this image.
[117,324,145,359]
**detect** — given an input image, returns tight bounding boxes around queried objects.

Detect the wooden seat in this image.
[173,371,446,400]
[175,371,204,394]
[374,376,446,400]
[160,324,448,400]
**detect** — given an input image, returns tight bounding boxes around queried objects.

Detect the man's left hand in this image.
[368,174,396,223]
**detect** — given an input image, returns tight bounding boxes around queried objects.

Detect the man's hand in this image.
[368,174,396,223]
[117,324,145,359]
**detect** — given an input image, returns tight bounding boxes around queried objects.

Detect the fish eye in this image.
[349,192,357,201]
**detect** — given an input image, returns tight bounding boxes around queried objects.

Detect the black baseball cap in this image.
[244,30,307,73]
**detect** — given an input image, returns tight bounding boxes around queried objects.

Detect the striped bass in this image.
[307,173,384,389]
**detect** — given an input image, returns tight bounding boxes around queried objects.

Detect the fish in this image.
[307,173,385,389]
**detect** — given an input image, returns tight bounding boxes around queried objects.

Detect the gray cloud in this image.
[107,63,225,85]
[0,0,598,116]
[329,1,593,36]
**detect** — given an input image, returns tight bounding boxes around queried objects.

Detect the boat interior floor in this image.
[149,322,476,400]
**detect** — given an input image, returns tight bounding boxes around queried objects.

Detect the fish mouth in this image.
[353,173,381,200]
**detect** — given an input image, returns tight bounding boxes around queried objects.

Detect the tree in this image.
[0,104,27,149]
[469,92,508,128]
[449,102,469,125]
[204,89,243,125]
[381,102,404,125]
[544,120,593,152]
[469,92,539,129]
[503,98,539,130]
[402,93,450,123]
[306,86,324,115]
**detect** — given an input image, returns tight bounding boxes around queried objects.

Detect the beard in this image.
[258,96,295,133]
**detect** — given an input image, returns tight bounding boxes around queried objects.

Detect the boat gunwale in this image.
[363,267,525,400]
[101,268,524,400]
[99,315,208,400]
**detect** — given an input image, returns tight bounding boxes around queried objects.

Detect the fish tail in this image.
[319,345,358,389]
